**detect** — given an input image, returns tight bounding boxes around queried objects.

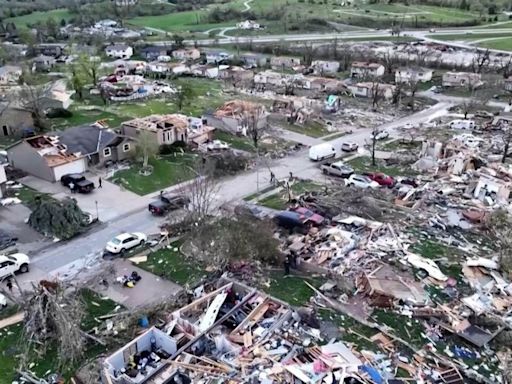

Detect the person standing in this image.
[284,254,291,276]
[6,278,13,292]
[98,177,102,188]
[270,171,276,184]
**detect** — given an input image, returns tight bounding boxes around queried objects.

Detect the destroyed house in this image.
[270,56,301,70]
[203,100,267,134]
[102,279,363,384]
[395,67,433,83]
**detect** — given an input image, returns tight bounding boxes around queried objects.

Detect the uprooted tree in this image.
[181,215,280,271]
[28,197,91,240]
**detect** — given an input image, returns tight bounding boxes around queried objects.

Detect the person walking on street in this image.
[284,254,291,276]
[270,171,276,185]
[6,278,13,292]
[289,171,294,181]
[98,177,102,188]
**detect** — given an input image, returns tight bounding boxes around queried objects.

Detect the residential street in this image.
[20,101,455,283]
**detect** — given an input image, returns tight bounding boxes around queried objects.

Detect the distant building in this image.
[350,62,385,79]
[0,65,22,84]
[205,50,233,64]
[240,53,268,68]
[172,48,201,61]
[32,55,56,72]
[311,60,340,75]
[33,44,63,58]
[105,43,133,59]
[203,100,267,134]
[236,20,260,30]
[442,71,482,88]
[270,56,301,70]
[395,67,433,84]
[347,82,395,99]
[140,46,169,61]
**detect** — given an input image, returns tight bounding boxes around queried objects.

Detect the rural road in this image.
[24,101,453,281]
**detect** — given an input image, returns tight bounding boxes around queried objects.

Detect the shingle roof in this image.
[50,125,118,156]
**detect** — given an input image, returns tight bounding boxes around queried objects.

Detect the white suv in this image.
[0,253,30,280]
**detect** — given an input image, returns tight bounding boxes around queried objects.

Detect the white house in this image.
[348,82,395,99]
[442,71,482,88]
[395,67,433,84]
[172,48,201,61]
[237,20,260,30]
[254,70,288,86]
[311,60,340,75]
[105,44,133,59]
[0,65,22,84]
[350,62,385,78]
[205,51,233,64]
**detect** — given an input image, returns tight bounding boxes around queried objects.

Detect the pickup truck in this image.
[60,174,95,193]
[320,161,354,178]
[148,192,190,216]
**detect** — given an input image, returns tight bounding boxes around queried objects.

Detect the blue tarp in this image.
[361,365,383,384]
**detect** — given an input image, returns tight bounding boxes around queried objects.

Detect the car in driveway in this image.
[363,172,395,187]
[274,211,309,233]
[345,174,380,189]
[105,232,147,255]
[320,161,354,178]
[341,142,358,152]
[60,174,95,193]
[234,203,269,220]
[292,207,325,226]
[149,193,190,216]
[0,253,30,280]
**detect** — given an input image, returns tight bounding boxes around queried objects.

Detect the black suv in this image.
[60,174,95,194]
[148,193,190,215]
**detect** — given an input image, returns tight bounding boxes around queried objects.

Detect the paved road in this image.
[25,101,452,281]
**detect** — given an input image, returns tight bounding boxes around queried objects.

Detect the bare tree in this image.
[461,99,478,119]
[136,131,159,170]
[370,127,378,166]
[371,81,382,108]
[380,49,399,75]
[180,163,219,221]
[244,105,268,149]
[498,55,512,79]
[19,81,49,132]
[471,49,490,74]
[501,124,512,164]
[407,78,420,111]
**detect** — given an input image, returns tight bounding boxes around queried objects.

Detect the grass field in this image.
[138,241,206,285]
[478,37,512,51]
[428,32,512,41]
[110,154,198,195]
[5,8,73,28]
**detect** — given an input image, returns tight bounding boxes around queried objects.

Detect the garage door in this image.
[53,158,87,182]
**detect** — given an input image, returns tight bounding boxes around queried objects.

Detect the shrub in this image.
[46,108,72,118]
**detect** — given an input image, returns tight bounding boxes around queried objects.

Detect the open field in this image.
[5,8,73,28]
[428,32,512,41]
[478,37,512,51]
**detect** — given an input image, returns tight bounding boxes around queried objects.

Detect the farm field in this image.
[5,8,73,28]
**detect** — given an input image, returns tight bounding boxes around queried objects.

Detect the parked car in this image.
[292,207,325,226]
[345,174,380,189]
[341,142,358,152]
[207,140,230,151]
[449,119,475,130]
[375,130,389,140]
[320,161,354,178]
[60,174,95,193]
[234,203,268,220]
[0,253,30,280]
[364,172,395,187]
[274,211,308,233]
[148,193,190,216]
[105,232,147,254]
[309,143,336,161]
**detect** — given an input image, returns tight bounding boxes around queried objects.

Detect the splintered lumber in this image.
[0,312,24,329]
[231,297,270,335]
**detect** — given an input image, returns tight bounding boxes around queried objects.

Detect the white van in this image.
[449,119,475,130]
[309,143,336,161]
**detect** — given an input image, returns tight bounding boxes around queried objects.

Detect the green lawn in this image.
[347,156,416,177]
[380,139,422,152]
[428,32,512,41]
[5,9,73,28]
[263,271,323,306]
[129,10,234,33]
[138,241,206,286]
[110,154,198,195]
[478,37,512,51]
[0,290,118,383]
[278,121,330,138]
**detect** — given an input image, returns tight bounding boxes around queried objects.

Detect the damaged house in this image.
[442,71,482,88]
[122,114,215,147]
[395,67,433,84]
[270,56,301,70]
[102,279,365,384]
[311,60,340,75]
[203,100,267,135]
[350,62,385,79]
[347,82,395,100]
